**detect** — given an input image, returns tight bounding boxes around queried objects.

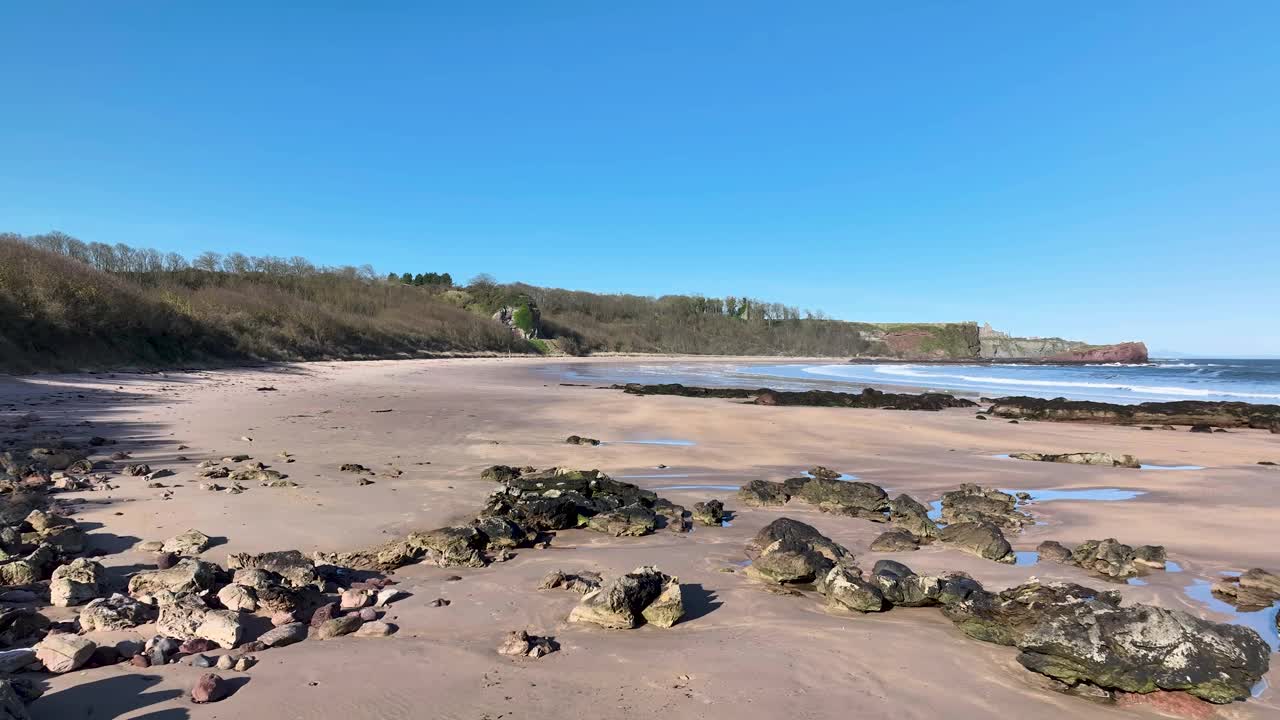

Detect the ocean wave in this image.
[799,365,1280,401]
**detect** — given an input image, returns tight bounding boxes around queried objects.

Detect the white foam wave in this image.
[799,365,1280,401]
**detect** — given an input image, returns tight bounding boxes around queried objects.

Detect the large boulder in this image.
[258,622,307,648]
[736,480,789,507]
[1017,601,1271,704]
[792,478,889,518]
[225,550,322,590]
[569,566,671,629]
[869,529,921,552]
[79,594,155,631]
[128,558,219,596]
[942,581,1121,646]
[690,500,724,527]
[49,558,105,607]
[0,679,28,720]
[1036,540,1074,564]
[888,494,940,538]
[35,634,96,673]
[1070,539,1140,579]
[161,529,212,556]
[640,576,685,628]
[472,516,527,549]
[585,505,656,537]
[939,485,1031,529]
[745,518,854,586]
[938,522,1015,563]
[216,584,257,612]
[195,610,244,648]
[820,567,885,613]
[156,592,213,640]
[0,546,58,585]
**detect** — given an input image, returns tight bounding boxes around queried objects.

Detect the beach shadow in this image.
[101,563,159,592]
[29,673,186,719]
[76,523,142,556]
[679,584,721,623]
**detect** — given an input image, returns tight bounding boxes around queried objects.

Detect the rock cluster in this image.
[740,519,1271,704]
[613,383,978,411]
[987,396,1280,429]
[497,629,557,658]
[736,471,888,523]
[1009,452,1141,468]
[1036,538,1167,580]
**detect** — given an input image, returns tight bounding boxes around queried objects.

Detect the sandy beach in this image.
[5,356,1279,719]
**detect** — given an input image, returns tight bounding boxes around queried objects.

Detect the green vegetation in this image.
[0,231,985,373]
[0,233,528,372]
[511,304,536,334]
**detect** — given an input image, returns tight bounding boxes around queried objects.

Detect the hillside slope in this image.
[0,232,1144,372]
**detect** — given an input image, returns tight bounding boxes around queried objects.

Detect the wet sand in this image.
[5,356,1279,719]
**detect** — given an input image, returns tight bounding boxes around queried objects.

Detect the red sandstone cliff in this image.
[1046,342,1149,364]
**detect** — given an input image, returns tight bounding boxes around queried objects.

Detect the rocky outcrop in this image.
[988,396,1280,429]
[492,300,541,340]
[481,467,660,534]
[939,484,1031,529]
[317,526,489,571]
[613,383,977,411]
[1018,600,1268,703]
[1036,539,1167,580]
[1009,452,1140,468]
[1046,342,1149,363]
[1212,568,1280,610]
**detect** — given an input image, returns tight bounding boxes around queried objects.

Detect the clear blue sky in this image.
[3,3,1277,355]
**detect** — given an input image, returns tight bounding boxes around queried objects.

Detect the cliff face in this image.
[854,322,982,360]
[851,321,1147,363]
[1046,342,1149,364]
[980,336,1087,359]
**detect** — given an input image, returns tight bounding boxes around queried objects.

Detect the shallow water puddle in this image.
[1011,488,1146,503]
[609,439,697,447]
[1015,551,1040,566]
[1183,578,1280,652]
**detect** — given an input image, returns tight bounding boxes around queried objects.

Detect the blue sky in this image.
[3,3,1277,355]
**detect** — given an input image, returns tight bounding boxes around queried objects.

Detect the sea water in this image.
[552,359,1280,405]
